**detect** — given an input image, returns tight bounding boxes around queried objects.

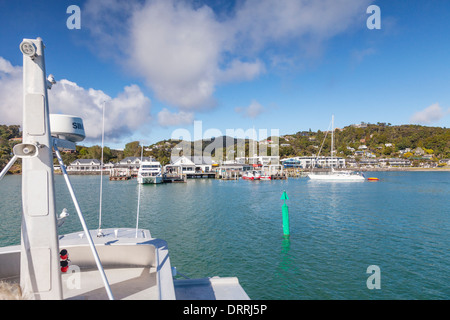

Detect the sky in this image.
[0,0,449,149]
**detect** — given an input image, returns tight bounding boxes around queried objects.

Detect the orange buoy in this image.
[367,177,379,181]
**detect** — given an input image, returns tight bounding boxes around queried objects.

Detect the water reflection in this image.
[278,236,292,273]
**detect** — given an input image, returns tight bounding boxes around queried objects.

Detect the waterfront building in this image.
[345,158,358,168]
[379,158,412,167]
[165,156,195,174]
[214,163,253,175]
[359,158,379,167]
[248,155,280,166]
[191,155,213,173]
[165,155,213,174]
[117,156,153,170]
[282,158,302,168]
[67,159,101,172]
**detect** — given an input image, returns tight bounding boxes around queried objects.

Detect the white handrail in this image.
[0,155,18,181]
[53,143,114,300]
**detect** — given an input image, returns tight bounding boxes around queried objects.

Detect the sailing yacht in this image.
[307,168,365,181]
[0,37,249,300]
[137,160,163,184]
[307,115,365,181]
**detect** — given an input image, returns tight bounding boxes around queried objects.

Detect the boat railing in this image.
[54,142,114,300]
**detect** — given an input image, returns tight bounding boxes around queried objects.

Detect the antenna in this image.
[331,114,334,171]
[97,101,106,237]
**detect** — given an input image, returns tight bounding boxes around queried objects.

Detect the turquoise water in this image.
[1,172,449,299]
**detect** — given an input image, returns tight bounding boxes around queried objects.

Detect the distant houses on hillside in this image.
[280,156,414,169]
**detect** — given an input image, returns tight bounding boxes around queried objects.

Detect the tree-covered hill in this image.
[279,124,450,159]
[1,123,449,173]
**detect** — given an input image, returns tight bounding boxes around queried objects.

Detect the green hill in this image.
[1,123,449,172]
[279,124,450,159]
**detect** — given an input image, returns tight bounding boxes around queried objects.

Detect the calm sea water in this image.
[1,172,449,299]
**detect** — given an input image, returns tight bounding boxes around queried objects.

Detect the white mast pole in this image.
[331,115,334,170]
[97,101,106,236]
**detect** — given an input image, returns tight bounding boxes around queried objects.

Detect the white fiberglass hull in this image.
[307,172,365,181]
[138,175,163,184]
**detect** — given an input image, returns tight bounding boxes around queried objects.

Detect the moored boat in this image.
[308,115,365,181]
[242,170,261,180]
[137,160,163,184]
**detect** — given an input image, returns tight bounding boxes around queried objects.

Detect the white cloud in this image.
[157,108,194,127]
[410,103,449,124]
[0,57,151,141]
[83,0,370,114]
[235,100,265,119]
[230,0,371,52]
[0,57,23,125]
[216,59,266,83]
[49,80,152,141]
[127,0,224,110]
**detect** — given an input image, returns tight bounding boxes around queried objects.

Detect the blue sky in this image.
[1,0,449,149]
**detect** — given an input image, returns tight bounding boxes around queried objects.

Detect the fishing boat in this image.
[137,160,163,184]
[0,37,249,300]
[307,115,365,181]
[242,171,261,180]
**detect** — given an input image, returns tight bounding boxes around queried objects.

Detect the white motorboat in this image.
[242,170,261,180]
[308,115,365,181]
[0,37,249,300]
[137,160,163,184]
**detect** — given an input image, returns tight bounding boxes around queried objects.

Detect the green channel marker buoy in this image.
[281,190,290,237]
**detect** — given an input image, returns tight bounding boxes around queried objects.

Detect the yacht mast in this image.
[331,115,334,170]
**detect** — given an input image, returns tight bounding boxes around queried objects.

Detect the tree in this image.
[403,152,413,158]
[382,147,393,156]
[123,141,141,158]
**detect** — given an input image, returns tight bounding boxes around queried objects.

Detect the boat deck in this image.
[174,277,250,300]
[63,266,158,300]
[0,228,249,300]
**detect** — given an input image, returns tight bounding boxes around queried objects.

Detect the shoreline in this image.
[290,167,450,172]
[355,167,450,172]
[3,166,450,176]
